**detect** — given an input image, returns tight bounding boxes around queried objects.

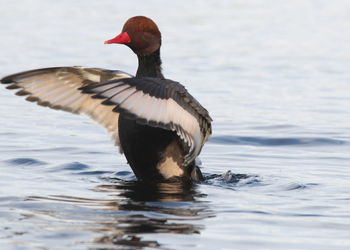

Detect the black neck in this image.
[136,49,164,78]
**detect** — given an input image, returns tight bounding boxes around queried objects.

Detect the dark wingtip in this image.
[1,76,13,84]
[101,99,115,105]
[112,106,125,113]
[79,86,94,94]
[6,84,20,90]
[15,89,30,96]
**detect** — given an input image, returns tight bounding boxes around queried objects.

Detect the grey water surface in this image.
[1,0,350,249]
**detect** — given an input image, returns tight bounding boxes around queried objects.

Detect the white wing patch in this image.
[90,80,204,165]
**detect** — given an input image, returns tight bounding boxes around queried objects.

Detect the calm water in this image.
[1,0,350,249]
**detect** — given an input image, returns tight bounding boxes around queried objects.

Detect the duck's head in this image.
[105,16,161,56]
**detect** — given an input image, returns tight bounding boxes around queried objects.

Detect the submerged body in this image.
[1,16,212,182]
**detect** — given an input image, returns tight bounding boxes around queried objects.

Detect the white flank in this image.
[157,156,184,179]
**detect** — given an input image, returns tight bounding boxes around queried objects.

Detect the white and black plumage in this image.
[1,16,212,182]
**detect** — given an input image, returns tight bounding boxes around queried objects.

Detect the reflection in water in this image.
[99,178,207,202]
[27,179,213,249]
[92,180,212,248]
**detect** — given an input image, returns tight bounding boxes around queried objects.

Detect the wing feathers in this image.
[1,67,132,148]
[2,67,211,164]
[83,77,212,165]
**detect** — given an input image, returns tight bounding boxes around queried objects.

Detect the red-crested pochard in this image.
[1,16,212,182]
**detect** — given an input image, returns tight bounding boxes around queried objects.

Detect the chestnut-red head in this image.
[105,16,161,56]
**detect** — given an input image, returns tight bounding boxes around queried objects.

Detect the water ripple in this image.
[100,171,136,182]
[76,170,114,176]
[204,171,261,189]
[210,135,347,146]
[57,162,90,171]
[4,158,47,166]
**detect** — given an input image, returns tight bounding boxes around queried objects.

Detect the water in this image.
[1,0,350,249]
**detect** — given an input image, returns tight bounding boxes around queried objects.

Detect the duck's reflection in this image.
[27,178,213,248]
[92,179,213,248]
[99,179,205,201]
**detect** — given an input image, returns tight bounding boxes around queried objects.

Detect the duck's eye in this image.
[135,28,141,33]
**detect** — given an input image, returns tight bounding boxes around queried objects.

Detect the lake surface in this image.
[1,0,350,249]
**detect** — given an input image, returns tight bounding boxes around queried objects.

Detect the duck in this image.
[0,16,212,182]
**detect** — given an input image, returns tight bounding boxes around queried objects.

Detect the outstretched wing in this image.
[1,66,132,147]
[82,77,212,165]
